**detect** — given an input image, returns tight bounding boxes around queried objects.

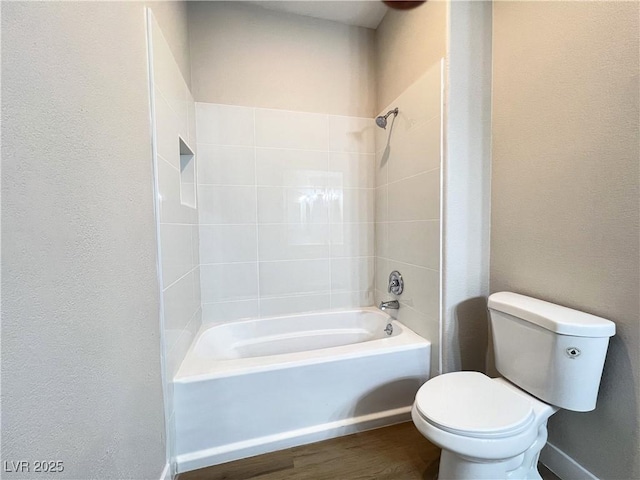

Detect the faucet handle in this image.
[388,271,403,295]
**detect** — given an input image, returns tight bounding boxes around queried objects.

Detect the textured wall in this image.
[1,2,170,478]
[491,2,640,478]
[374,0,447,113]
[188,2,376,117]
[149,1,192,89]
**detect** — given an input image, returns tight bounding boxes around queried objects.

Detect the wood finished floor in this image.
[177,422,562,480]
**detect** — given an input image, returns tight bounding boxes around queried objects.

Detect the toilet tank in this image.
[488,292,615,412]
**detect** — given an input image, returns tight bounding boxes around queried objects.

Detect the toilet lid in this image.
[415,372,535,439]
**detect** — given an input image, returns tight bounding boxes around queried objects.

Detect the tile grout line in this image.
[163,264,199,292]
[197,183,376,190]
[438,58,445,375]
[167,304,202,357]
[196,141,376,156]
[158,153,180,172]
[326,114,333,309]
[253,107,262,316]
[200,288,373,304]
[259,256,373,264]
[197,101,377,122]
[384,121,389,301]
[201,289,375,310]
[385,166,440,187]
[163,221,379,227]
[376,256,440,273]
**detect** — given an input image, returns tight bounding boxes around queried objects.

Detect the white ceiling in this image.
[247,1,389,29]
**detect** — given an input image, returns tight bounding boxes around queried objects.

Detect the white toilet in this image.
[412,292,616,480]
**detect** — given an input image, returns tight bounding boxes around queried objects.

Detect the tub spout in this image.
[379,300,399,311]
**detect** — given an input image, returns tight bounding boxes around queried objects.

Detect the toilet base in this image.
[439,450,522,480]
[437,422,550,480]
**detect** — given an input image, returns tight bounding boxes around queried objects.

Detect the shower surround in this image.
[147,12,201,475]
[169,72,444,470]
[195,104,377,322]
[148,3,446,474]
[374,62,443,376]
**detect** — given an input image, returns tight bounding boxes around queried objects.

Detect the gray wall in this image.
[442,0,492,374]
[374,0,446,113]
[188,1,376,117]
[491,2,640,478]
[149,1,192,89]
[1,2,188,478]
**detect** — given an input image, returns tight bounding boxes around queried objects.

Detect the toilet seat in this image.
[414,372,535,439]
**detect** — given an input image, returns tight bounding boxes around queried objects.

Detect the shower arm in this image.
[384,108,399,120]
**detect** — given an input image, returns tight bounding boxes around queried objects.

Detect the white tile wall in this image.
[260,294,331,317]
[387,220,440,270]
[259,259,331,297]
[331,257,375,292]
[197,145,255,185]
[328,116,376,154]
[255,109,328,150]
[329,153,376,188]
[199,225,257,264]
[258,224,330,261]
[198,185,257,224]
[329,188,375,224]
[196,103,254,146]
[148,10,201,475]
[196,104,376,322]
[374,62,443,377]
[163,269,201,348]
[387,170,440,222]
[256,148,328,187]
[202,300,260,324]
[200,263,260,302]
[330,222,374,258]
[257,186,329,224]
[330,290,375,309]
[158,157,198,225]
[160,224,194,286]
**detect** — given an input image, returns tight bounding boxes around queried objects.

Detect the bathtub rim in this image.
[175,307,430,382]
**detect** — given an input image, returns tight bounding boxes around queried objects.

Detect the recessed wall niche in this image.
[179,137,196,208]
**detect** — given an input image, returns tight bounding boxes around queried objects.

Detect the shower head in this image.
[375,108,399,129]
[375,116,388,129]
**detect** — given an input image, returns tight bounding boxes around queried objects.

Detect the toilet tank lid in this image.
[488,292,615,338]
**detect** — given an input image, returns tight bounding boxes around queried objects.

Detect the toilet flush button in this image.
[566,347,581,359]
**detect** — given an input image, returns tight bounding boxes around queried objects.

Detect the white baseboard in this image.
[159,463,171,480]
[540,442,599,480]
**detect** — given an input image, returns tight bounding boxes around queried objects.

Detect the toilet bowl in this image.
[412,372,558,479]
[411,292,616,480]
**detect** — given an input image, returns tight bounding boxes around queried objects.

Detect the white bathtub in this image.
[174,308,431,473]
